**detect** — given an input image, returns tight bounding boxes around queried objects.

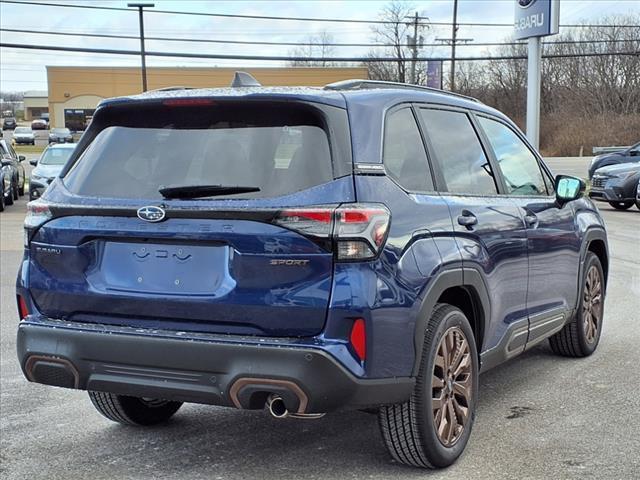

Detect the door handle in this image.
[524,214,538,226]
[457,211,478,227]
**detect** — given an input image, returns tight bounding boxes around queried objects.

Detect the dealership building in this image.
[23,91,49,121]
[45,66,368,130]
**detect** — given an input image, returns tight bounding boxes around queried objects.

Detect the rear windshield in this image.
[40,147,74,165]
[63,101,349,200]
[15,127,32,134]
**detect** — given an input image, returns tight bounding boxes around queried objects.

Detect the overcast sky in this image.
[1,0,638,92]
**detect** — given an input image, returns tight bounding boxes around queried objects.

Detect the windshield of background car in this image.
[52,128,70,135]
[40,147,74,165]
[15,127,32,134]
[63,101,350,200]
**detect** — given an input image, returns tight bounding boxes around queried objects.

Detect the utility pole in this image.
[410,12,419,84]
[128,3,154,92]
[450,0,458,91]
[405,12,425,85]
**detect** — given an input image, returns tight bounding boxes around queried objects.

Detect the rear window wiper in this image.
[159,184,261,199]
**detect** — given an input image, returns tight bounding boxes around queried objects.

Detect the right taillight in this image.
[273,203,390,261]
[335,204,390,261]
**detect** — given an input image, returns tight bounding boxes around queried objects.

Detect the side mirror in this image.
[555,175,585,204]
[630,150,639,157]
[29,159,38,166]
[18,155,26,162]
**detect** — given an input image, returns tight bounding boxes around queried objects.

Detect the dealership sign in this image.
[514,0,560,39]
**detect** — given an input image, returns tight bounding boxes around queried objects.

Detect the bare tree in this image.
[288,31,337,67]
[454,14,640,155]
[363,1,429,83]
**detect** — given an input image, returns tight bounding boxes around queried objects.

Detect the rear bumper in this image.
[17,318,413,413]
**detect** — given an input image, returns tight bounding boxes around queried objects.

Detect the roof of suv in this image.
[98,80,505,119]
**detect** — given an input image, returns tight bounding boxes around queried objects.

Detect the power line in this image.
[2,0,639,29]
[1,42,637,63]
[1,28,638,49]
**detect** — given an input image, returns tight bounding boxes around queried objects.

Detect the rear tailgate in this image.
[26,97,353,336]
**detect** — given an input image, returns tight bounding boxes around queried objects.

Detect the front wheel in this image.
[379,303,478,468]
[549,252,605,357]
[608,201,633,210]
[88,391,182,426]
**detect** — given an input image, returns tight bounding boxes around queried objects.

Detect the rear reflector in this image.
[350,318,366,362]
[18,295,29,320]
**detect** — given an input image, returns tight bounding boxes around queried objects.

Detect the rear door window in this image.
[477,116,549,196]
[419,108,498,195]
[64,102,343,200]
[382,107,433,192]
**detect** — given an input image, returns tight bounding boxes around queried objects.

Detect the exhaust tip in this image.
[267,395,288,418]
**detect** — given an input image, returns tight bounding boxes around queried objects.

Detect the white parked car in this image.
[13,127,35,145]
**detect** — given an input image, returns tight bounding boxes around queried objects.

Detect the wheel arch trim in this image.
[411,267,491,376]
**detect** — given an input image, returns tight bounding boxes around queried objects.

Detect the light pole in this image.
[128,3,154,92]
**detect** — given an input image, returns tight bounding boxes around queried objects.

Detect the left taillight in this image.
[17,295,30,320]
[24,200,52,247]
[273,203,390,261]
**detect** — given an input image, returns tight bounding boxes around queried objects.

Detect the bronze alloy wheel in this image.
[432,326,473,447]
[583,265,603,344]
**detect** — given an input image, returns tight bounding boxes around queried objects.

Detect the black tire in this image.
[88,391,182,426]
[379,303,479,469]
[0,185,4,212]
[12,179,19,200]
[18,177,25,196]
[608,201,633,210]
[5,183,14,205]
[549,252,605,357]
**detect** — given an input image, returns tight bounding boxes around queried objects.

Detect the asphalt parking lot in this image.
[1,157,638,479]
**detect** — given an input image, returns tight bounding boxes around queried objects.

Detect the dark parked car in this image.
[2,117,17,130]
[0,138,26,198]
[31,119,48,130]
[588,141,640,179]
[29,143,75,200]
[16,76,609,469]
[0,157,12,211]
[48,127,73,144]
[590,162,640,210]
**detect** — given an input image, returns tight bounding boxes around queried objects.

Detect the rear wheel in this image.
[5,181,14,206]
[608,201,633,210]
[0,184,4,211]
[549,252,604,357]
[18,176,25,196]
[88,391,182,426]
[379,303,478,468]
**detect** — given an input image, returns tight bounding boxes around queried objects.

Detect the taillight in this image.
[349,318,366,362]
[274,208,333,237]
[17,295,30,320]
[162,98,215,107]
[273,203,390,261]
[335,204,390,261]
[24,200,52,247]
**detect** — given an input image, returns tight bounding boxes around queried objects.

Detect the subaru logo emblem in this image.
[137,206,166,223]
[518,0,536,7]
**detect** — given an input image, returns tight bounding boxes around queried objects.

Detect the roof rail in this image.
[324,79,480,103]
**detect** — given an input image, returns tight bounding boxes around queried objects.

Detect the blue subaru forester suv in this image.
[16,76,608,468]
